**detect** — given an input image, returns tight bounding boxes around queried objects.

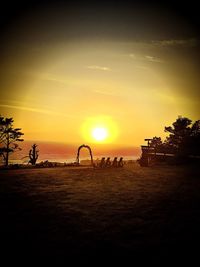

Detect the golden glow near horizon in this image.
[0,39,199,147]
[0,6,199,148]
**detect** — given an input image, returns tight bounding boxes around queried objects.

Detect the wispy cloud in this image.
[144,55,163,63]
[129,54,136,58]
[129,54,163,63]
[0,104,74,118]
[152,38,198,47]
[86,65,112,71]
[92,89,121,96]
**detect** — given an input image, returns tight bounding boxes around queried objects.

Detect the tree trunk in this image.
[5,150,9,166]
[5,134,9,167]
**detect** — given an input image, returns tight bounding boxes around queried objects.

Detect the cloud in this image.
[86,65,112,71]
[152,38,198,47]
[129,54,136,58]
[144,55,163,63]
[0,104,74,118]
[129,53,163,63]
[92,89,121,96]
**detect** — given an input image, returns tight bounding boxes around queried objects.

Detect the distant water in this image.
[8,155,139,165]
[3,141,140,165]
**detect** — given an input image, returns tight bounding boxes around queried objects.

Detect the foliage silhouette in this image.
[164,116,200,157]
[0,115,24,166]
[149,136,164,152]
[140,116,200,166]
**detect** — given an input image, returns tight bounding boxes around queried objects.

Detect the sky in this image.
[0,1,199,151]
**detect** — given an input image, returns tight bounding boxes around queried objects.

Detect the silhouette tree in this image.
[191,120,200,136]
[149,136,163,152]
[0,116,24,166]
[164,116,192,151]
[140,116,200,166]
[187,120,200,156]
[29,144,39,165]
[164,116,200,157]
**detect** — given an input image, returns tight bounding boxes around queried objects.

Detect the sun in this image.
[81,116,118,143]
[92,127,108,141]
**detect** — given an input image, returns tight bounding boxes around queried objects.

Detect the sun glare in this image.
[92,127,108,141]
[81,116,118,144]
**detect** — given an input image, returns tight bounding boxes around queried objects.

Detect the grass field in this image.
[0,163,200,264]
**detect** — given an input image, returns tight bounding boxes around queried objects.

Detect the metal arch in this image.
[76,144,94,166]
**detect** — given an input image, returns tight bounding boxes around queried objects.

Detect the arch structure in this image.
[76,144,94,166]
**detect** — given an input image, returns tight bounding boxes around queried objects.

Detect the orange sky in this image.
[0,2,199,151]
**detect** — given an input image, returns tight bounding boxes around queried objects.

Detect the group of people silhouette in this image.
[96,157,124,168]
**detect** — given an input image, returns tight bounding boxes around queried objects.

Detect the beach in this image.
[0,163,200,264]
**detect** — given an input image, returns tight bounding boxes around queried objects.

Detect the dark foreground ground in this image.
[0,163,200,265]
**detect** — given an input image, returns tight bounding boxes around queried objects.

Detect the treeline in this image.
[0,116,24,166]
[0,115,40,167]
[148,116,200,157]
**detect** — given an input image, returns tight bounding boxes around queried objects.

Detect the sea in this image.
[1,141,141,165]
[7,155,139,165]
